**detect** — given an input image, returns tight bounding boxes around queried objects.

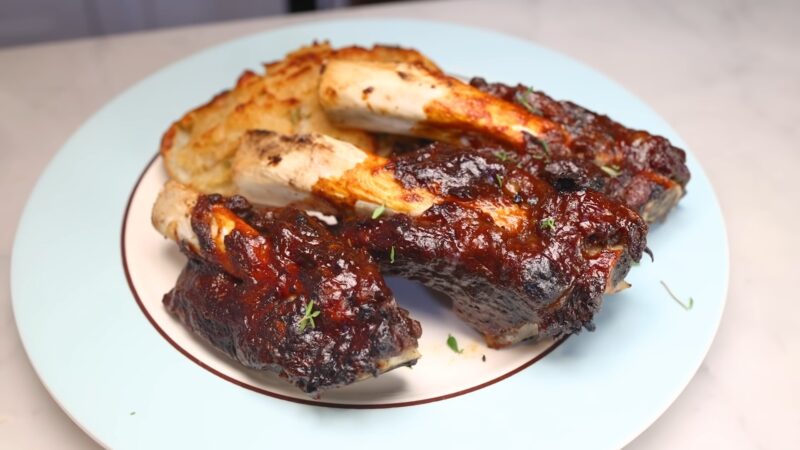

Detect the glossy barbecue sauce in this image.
[340,143,647,347]
[164,195,421,394]
[469,78,690,223]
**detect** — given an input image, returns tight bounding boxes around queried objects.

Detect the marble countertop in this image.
[1,0,798,448]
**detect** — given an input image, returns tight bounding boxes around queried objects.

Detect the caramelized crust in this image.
[316,57,689,222]
[160,191,421,394]
[338,143,647,347]
[470,78,690,222]
[226,132,646,346]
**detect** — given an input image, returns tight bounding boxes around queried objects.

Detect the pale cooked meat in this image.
[318,59,562,148]
[231,131,647,347]
[152,181,422,394]
[160,42,441,195]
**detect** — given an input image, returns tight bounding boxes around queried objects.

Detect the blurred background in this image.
[0,0,410,48]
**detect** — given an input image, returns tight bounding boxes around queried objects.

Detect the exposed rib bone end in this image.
[152,180,200,249]
[319,59,559,148]
[319,59,447,135]
[233,130,368,207]
[641,185,684,223]
[233,130,437,217]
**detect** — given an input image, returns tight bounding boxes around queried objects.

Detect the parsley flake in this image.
[495,174,504,189]
[492,149,516,162]
[389,245,396,264]
[298,300,322,332]
[371,203,386,219]
[289,107,302,126]
[515,86,538,114]
[540,217,556,231]
[540,139,550,157]
[659,281,694,311]
[446,334,464,354]
[530,138,550,160]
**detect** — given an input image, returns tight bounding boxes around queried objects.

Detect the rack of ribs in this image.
[318,59,689,222]
[152,181,422,395]
[232,131,647,348]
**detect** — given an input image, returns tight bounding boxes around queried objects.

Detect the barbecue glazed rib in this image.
[160,42,440,195]
[231,131,647,347]
[470,78,690,222]
[318,59,689,222]
[152,181,422,394]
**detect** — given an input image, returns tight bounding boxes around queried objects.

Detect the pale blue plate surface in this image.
[11,19,728,449]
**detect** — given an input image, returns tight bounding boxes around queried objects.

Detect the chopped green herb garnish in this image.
[371,203,386,219]
[540,139,550,157]
[129,411,136,416]
[600,164,621,177]
[495,174,504,189]
[540,217,556,231]
[389,245,396,264]
[289,107,302,125]
[446,334,463,354]
[659,281,694,311]
[515,86,538,114]
[492,149,516,162]
[289,107,312,126]
[298,300,321,332]
[529,138,550,160]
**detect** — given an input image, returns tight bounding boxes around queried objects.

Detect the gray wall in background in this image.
[0,0,289,48]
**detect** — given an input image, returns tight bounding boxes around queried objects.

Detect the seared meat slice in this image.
[318,59,564,149]
[318,60,688,222]
[152,181,421,395]
[232,132,647,348]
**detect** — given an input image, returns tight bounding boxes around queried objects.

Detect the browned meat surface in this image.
[160,42,441,195]
[338,142,647,348]
[156,186,421,395]
[470,78,690,222]
[229,132,647,346]
[314,57,689,223]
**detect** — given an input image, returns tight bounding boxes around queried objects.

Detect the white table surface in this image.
[1,0,798,448]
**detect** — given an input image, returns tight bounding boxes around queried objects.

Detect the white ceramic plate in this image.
[12,19,728,449]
